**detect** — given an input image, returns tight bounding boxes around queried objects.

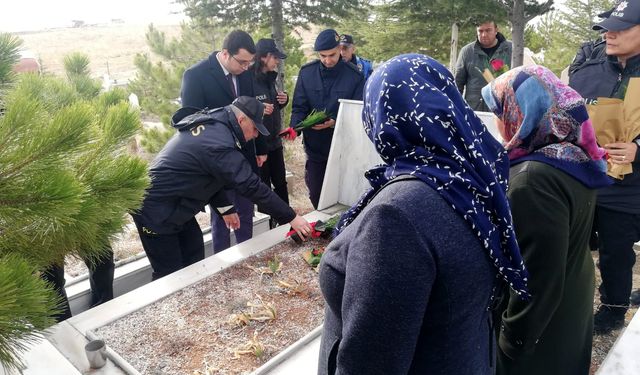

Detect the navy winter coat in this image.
[136,108,295,234]
[318,180,496,374]
[291,59,364,162]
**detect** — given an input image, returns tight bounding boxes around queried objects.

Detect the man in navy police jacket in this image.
[132,97,311,280]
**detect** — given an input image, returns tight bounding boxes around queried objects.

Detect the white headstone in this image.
[317,101,500,210]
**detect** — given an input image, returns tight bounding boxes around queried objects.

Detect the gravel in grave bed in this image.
[95,237,330,375]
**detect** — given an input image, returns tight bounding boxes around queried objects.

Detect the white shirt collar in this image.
[216,52,231,77]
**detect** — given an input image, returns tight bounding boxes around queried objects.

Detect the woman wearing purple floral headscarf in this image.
[482,65,610,375]
[317,54,529,375]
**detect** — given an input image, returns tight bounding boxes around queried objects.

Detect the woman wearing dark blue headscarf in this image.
[317,54,529,375]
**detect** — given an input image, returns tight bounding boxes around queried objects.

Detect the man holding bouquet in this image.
[284,28,364,209]
[569,0,640,334]
[454,19,512,111]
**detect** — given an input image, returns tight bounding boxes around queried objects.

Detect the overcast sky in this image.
[1,0,185,32]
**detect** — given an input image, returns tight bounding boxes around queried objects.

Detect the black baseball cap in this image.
[593,0,640,31]
[232,96,269,136]
[339,34,354,45]
[256,38,287,59]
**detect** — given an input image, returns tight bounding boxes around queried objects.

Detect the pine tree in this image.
[63,52,102,99]
[0,34,149,371]
[177,0,367,52]
[0,34,21,97]
[495,0,553,67]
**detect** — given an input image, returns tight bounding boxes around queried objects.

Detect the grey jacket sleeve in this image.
[454,46,470,94]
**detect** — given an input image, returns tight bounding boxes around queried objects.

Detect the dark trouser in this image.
[211,190,254,253]
[87,250,115,307]
[596,206,640,313]
[305,159,327,209]
[259,147,289,205]
[42,248,115,323]
[41,264,72,323]
[132,215,204,280]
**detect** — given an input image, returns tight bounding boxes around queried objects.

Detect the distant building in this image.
[13,50,40,74]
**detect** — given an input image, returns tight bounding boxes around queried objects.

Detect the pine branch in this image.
[0,255,60,372]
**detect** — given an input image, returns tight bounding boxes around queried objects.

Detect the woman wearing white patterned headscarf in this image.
[317,54,528,375]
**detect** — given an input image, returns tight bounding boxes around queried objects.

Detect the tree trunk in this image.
[271,0,285,92]
[449,23,459,72]
[510,0,526,68]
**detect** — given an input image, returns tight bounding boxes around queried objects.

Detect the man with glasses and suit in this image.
[181,30,267,253]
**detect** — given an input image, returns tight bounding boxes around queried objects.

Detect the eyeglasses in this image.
[231,54,255,68]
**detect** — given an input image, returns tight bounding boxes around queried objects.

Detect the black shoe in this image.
[630,290,640,306]
[594,307,625,335]
[269,218,279,229]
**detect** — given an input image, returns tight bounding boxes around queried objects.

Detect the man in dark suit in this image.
[181,30,267,253]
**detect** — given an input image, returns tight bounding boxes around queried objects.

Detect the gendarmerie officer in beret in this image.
[282,29,364,209]
[132,97,312,280]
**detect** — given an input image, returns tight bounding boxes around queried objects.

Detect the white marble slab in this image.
[318,104,501,212]
[597,309,640,374]
[475,111,502,142]
[318,99,382,210]
[0,336,81,375]
[258,326,322,375]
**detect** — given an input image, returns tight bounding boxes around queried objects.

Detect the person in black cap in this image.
[252,39,290,226]
[569,0,640,334]
[283,28,364,209]
[339,34,373,80]
[181,30,268,253]
[131,96,312,280]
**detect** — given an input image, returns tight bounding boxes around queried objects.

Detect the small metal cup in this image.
[84,339,107,369]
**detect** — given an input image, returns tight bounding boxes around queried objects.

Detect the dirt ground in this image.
[17,24,181,83]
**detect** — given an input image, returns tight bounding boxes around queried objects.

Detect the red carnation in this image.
[312,247,325,256]
[490,59,505,71]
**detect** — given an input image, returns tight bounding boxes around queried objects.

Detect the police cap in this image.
[339,34,354,46]
[593,0,640,31]
[233,96,269,136]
